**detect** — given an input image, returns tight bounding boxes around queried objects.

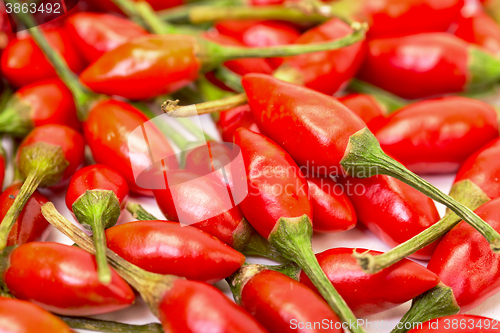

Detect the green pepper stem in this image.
[126,202,159,221]
[92,220,112,284]
[60,316,163,333]
[269,215,365,333]
[158,0,243,22]
[348,79,409,114]
[0,94,33,137]
[213,67,244,93]
[163,94,248,117]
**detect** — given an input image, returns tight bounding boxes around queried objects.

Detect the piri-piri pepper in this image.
[453,10,500,56]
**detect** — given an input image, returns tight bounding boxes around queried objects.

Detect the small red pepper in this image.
[454,138,500,200]
[105,220,245,283]
[217,104,260,143]
[408,314,500,333]
[338,93,387,125]
[369,97,500,174]
[1,27,85,87]
[0,78,80,137]
[0,297,72,333]
[274,18,366,95]
[65,12,149,64]
[453,10,500,56]
[2,242,135,316]
[358,32,500,99]
[228,266,342,333]
[65,164,129,284]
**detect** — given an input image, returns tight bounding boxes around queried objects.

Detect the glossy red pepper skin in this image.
[65,12,148,64]
[454,11,500,56]
[9,78,80,132]
[307,176,357,233]
[65,164,129,212]
[83,99,178,196]
[159,279,269,333]
[217,104,260,143]
[408,314,500,333]
[3,242,135,316]
[338,175,440,259]
[427,198,500,312]
[105,220,245,283]
[369,97,499,174]
[18,124,85,182]
[242,73,366,174]
[454,138,500,199]
[234,128,311,238]
[0,184,50,246]
[276,18,366,95]
[299,248,440,317]
[240,269,342,333]
[1,28,85,88]
[0,297,72,333]
[358,33,473,99]
[80,35,201,100]
[338,93,386,125]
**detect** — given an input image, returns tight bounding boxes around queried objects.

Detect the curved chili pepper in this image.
[0,297,72,333]
[65,164,129,283]
[228,266,342,333]
[454,138,500,199]
[358,33,500,99]
[105,220,245,283]
[427,197,500,312]
[217,104,260,142]
[369,97,500,174]
[1,242,135,316]
[274,18,366,95]
[79,27,366,100]
[453,10,500,56]
[0,78,80,137]
[0,124,85,251]
[65,12,149,64]
[1,27,85,87]
[408,314,500,333]
[0,183,50,246]
[338,93,386,125]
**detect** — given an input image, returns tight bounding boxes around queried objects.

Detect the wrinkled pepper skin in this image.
[3,242,135,316]
[454,138,500,200]
[408,314,500,333]
[454,11,500,56]
[105,220,245,283]
[159,279,269,333]
[276,18,366,95]
[234,128,312,238]
[369,97,499,174]
[338,175,440,259]
[83,99,178,196]
[0,297,73,333]
[1,28,85,88]
[427,198,500,312]
[65,12,148,63]
[242,73,366,174]
[338,93,386,125]
[217,104,260,143]
[307,176,357,233]
[0,184,50,246]
[358,33,481,99]
[240,270,342,333]
[299,248,440,317]
[80,35,201,100]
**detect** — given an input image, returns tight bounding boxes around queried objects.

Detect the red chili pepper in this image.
[1,27,85,87]
[2,242,135,316]
[0,297,72,333]
[298,248,440,317]
[408,314,500,333]
[0,78,80,137]
[338,93,386,125]
[65,164,129,284]
[369,97,500,174]
[228,267,342,333]
[338,175,441,259]
[358,33,500,99]
[0,183,50,246]
[453,10,500,56]
[0,124,85,251]
[65,12,149,64]
[105,220,245,283]
[454,138,500,199]
[217,104,260,142]
[427,197,500,312]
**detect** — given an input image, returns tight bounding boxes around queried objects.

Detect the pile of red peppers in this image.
[0,0,500,332]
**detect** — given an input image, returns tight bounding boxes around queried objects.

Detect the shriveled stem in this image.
[163,94,248,117]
